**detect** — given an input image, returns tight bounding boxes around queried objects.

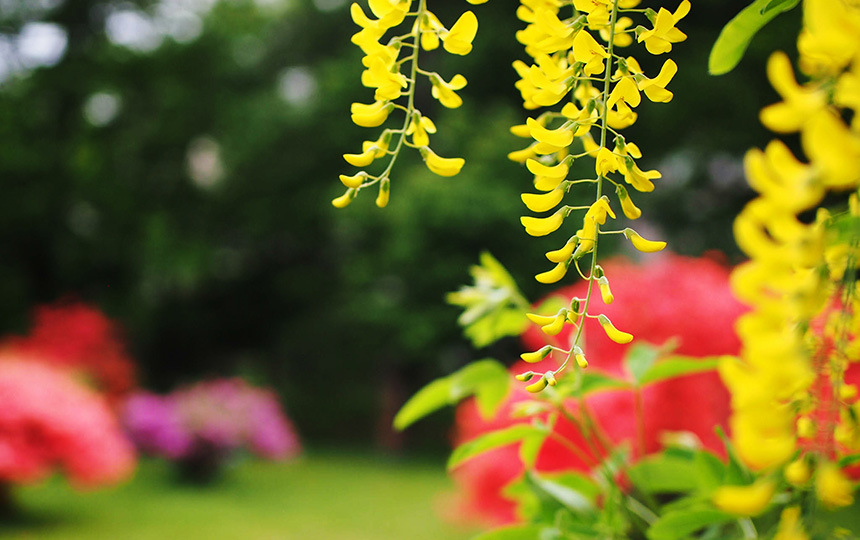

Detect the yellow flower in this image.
[616,185,641,219]
[785,457,811,485]
[527,158,569,179]
[759,52,827,133]
[774,507,809,540]
[595,147,618,177]
[624,228,666,253]
[597,314,633,344]
[406,114,437,147]
[350,100,393,127]
[361,56,407,101]
[339,172,367,188]
[375,177,390,208]
[521,345,552,363]
[816,462,855,509]
[332,188,357,208]
[521,207,567,237]
[712,479,775,516]
[607,77,641,114]
[441,11,478,56]
[535,261,568,284]
[527,117,573,148]
[421,147,464,177]
[521,185,565,213]
[801,111,860,190]
[572,29,608,76]
[413,10,444,51]
[632,58,678,103]
[430,73,468,108]
[546,237,577,263]
[598,275,613,304]
[637,0,690,55]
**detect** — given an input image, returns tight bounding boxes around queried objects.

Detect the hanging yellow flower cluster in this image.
[716,0,860,519]
[512,0,684,390]
[334,0,486,209]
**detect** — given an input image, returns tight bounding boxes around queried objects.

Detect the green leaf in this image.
[393,359,509,431]
[638,356,720,386]
[715,425,752,484]
[448,424,539,470]
[694,450,726,493]
[447,252,530,348]
[471,525,547,540]
[575,371,631,396]
[647,509,734,540]
[839,453,860,468]
[519,431,548,468]
[708,0,800,75]
[624,343,660,385]
[629,453,698,494]
[527,471,598,513]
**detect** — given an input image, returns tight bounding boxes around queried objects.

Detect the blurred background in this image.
[0,0,800,537]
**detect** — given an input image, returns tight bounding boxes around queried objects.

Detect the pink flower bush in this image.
[0,357,135,488]
[122,378,301,470]
[452,254,747,525]
[2,301,137,405]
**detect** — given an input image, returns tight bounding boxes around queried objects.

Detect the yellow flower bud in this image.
[520,345,552,363]
[624,228,667,253]
[815,462,854,509]
[797,416,816,439]
[526,375,548,393]
[546,371,557,386]
[546,238,576,263]
[541,313,566,336]
[339,172,367,189]
[515,371,536,382]
[535,261,568,284]
[526,313,555,325]
[521,208,566,237]
[521,186,565,213]
[616,185,641,219]
[574,346,588,368]
[598,276,613,304]
[332,188,356,209]
[421,147,465,177]
[785,458,811,485]
[712,479,775,516]
[597,314,633,344]
[344,147,378,167]
[376,178,390,208]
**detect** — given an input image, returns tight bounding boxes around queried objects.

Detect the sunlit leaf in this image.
[448,424,539,470]
[393,359,509,430]
[471,524,548,540]
[708,0,800,75]
[646,508,734,540]
[638,356,720,386]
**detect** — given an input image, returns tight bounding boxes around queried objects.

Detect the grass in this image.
[3,451,482,540]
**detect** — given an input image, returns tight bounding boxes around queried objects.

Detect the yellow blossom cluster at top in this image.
[511,0,686,391]
[334,0,487,209]
[713,0,860,526]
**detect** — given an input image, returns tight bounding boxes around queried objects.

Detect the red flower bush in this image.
[0,357,136,487]
[2,301,136,404]
[451,254,747,525]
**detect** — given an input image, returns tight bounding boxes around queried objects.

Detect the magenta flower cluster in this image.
[122,378,300,463]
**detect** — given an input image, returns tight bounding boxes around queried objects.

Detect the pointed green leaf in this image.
[709,0,800,75]
[647,509,734,540]
[694,450,726,493]
[393,359,509,431]
[448,424,539,470]
[629,453,698,494]
[519,431,548,468]
[576,371,631,395]
[638,356,720,386]
[528,471,599,512]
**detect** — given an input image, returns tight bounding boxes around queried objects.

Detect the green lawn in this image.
[3,451,481,540]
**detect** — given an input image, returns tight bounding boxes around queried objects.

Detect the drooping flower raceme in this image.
[717,0,860,523]
[511,0,687,389]
[335,0,488,209]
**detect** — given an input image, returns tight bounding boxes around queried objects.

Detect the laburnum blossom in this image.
[0,357,135,487]
[451,255,745,525]
[637,0,690,55]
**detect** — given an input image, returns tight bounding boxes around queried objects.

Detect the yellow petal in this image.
[712,480,775,516]
[624,228,667,252]
[527,117,573,148]
[535,261,568,284]
[597,314,633,344]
